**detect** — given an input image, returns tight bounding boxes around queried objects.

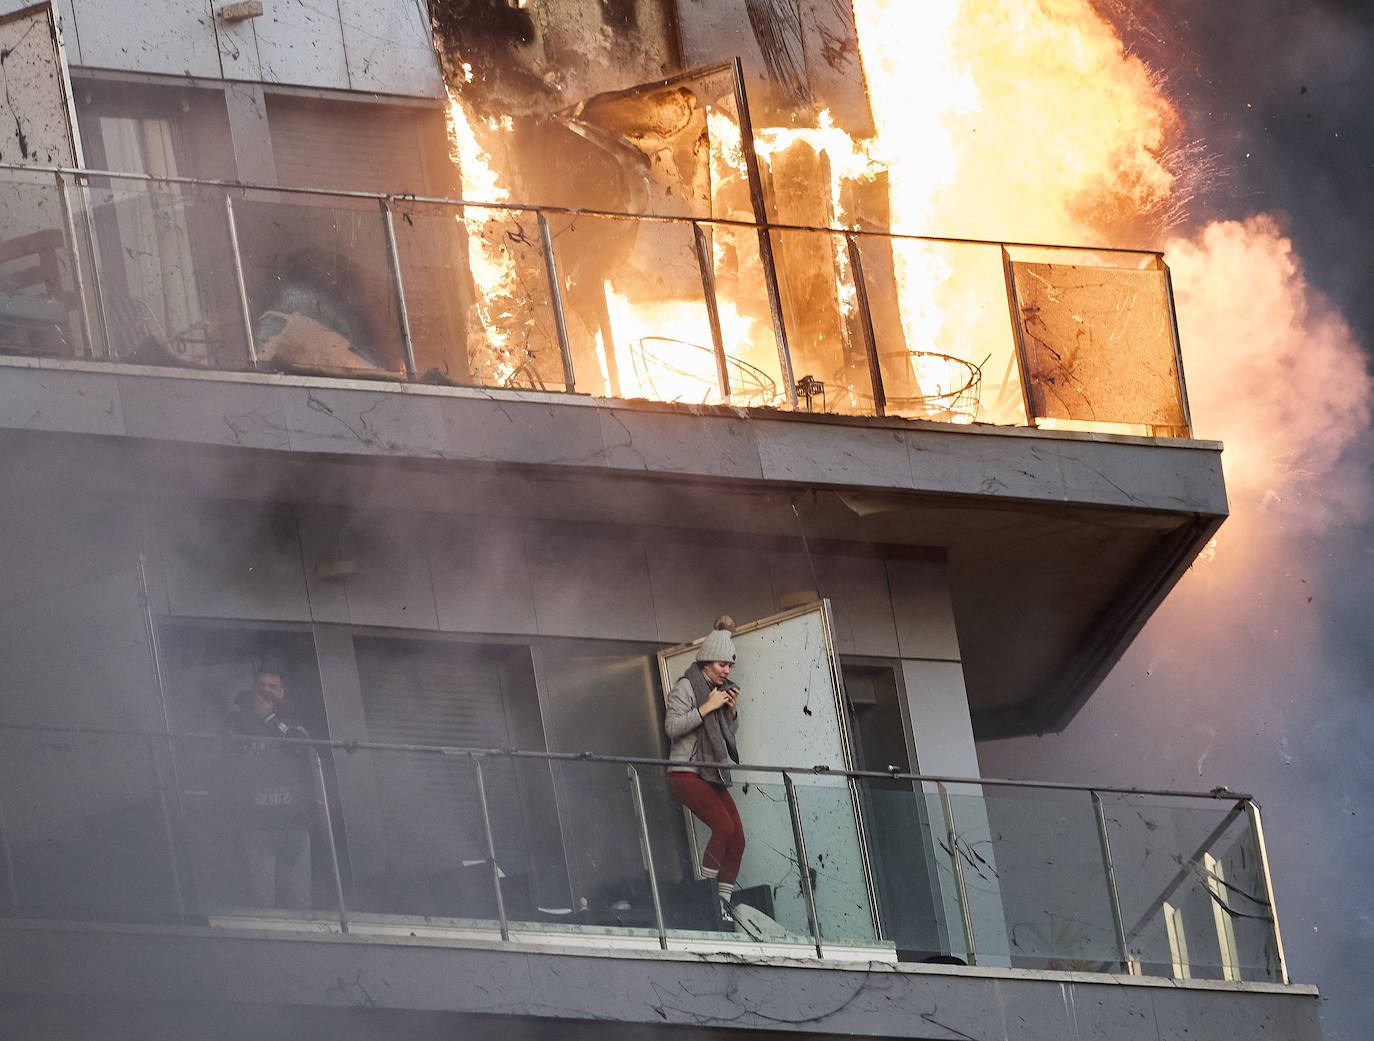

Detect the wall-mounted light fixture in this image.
[219,1,264,21]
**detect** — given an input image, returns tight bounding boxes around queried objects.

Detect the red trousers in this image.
[667,771,745,885]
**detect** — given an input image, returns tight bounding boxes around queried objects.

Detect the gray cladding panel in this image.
[337,519,440,630]
[282,386,447,458]
[0,365,1227,519]
[0,367,123,435]
[644,537,777,644]
[54,0,79,64]
[337,0,444,98]
[118,376,288,450]
[887,558,961,661]
[905,427,1055,500]
[525,533,657,641]
[251,0,350,89]
[295,512,351,623]
[0,912,1323,1039]
[441,395,606,467]
[766,548,899,656]
[756,419,914,488]
[159,507,312,621]
[215,9,262,81]
[70,0,222,79]
[1150,986,1323,1040]
[430,524,539,636]
[813,551,900,657]
[1057,439,1229,514]
[599,407,764,479]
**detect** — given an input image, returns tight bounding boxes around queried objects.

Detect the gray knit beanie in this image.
[695,615,737,663]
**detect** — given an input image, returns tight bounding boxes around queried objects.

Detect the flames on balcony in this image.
[429,0,1204,428]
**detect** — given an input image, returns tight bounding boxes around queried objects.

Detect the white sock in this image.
[717,881,735,903]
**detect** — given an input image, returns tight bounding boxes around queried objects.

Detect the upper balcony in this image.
[0,163,1191,436]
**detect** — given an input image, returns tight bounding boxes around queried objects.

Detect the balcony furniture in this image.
[0,228,75,357]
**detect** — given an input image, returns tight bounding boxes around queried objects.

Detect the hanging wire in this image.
[791,496,823,599]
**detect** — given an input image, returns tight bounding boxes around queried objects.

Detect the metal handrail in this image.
[0,720,1248,802]
[0,161,1167,258]
[1,718,1283,978]
[1,161,1191,437]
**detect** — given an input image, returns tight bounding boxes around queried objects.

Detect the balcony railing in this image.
[0,164,1191,435]
[0,721,1285,982]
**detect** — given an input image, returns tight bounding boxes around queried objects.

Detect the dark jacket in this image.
[224,701,314,828]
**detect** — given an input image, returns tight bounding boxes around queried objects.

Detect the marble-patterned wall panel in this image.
[818,550,899,657]
[887,557,962,661]
[644,538,776,644]
[766,547,900,657]
[525,533,658,642]
[0,367,124,436]
[215,6,262,82]
[52,0,80,65]
[430,523,539,636]
[71,0,221,79]
[338,0,444,98]
[295,511,352,624]
[251,0,349,88]
[158,504,312,621]
[336,516,440,630]
[899,658,978,780]
[0,564,162,730]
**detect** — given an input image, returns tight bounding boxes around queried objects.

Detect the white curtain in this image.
[98,116,203,359]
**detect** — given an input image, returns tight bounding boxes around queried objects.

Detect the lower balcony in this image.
[0,721,1288,978]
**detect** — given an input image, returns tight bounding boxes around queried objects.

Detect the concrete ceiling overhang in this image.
[0,360,1228,738]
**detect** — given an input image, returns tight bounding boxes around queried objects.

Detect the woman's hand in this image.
[700,688,732,716]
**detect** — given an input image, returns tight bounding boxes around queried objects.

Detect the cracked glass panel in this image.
[857,784,957,960]
[336,745,520,922]
[631,767,812,940]
[233,189,407,379]
[381,197,471,385]
[0,535,171,920]
[452,203,567,393]
[0,177,86,360]
[792,783,883,948]
[771,227,877,416]
[550,758,666,934]
[1100,793,1282,982]
[1011,259,1187,431]
[81,178,248,367]
[546,212,787,407]
[854,237,1026,425]
[950,787,1126,970]
[0,728,176,920]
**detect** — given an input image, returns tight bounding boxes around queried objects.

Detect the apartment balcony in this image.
[0,164,1226,739]
[0,721,1315,1038]
[0,164,1191,435]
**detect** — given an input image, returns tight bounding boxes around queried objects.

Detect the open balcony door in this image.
[658,601,878,945]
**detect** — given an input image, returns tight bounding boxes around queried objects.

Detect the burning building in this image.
[0,0,1321,1038]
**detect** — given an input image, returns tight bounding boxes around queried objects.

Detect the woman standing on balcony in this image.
[664,616,745,926]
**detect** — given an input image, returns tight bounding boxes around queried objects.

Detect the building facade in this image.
[0,1,1320,1038]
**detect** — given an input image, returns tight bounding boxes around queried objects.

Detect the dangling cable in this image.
[791,496,824,600]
